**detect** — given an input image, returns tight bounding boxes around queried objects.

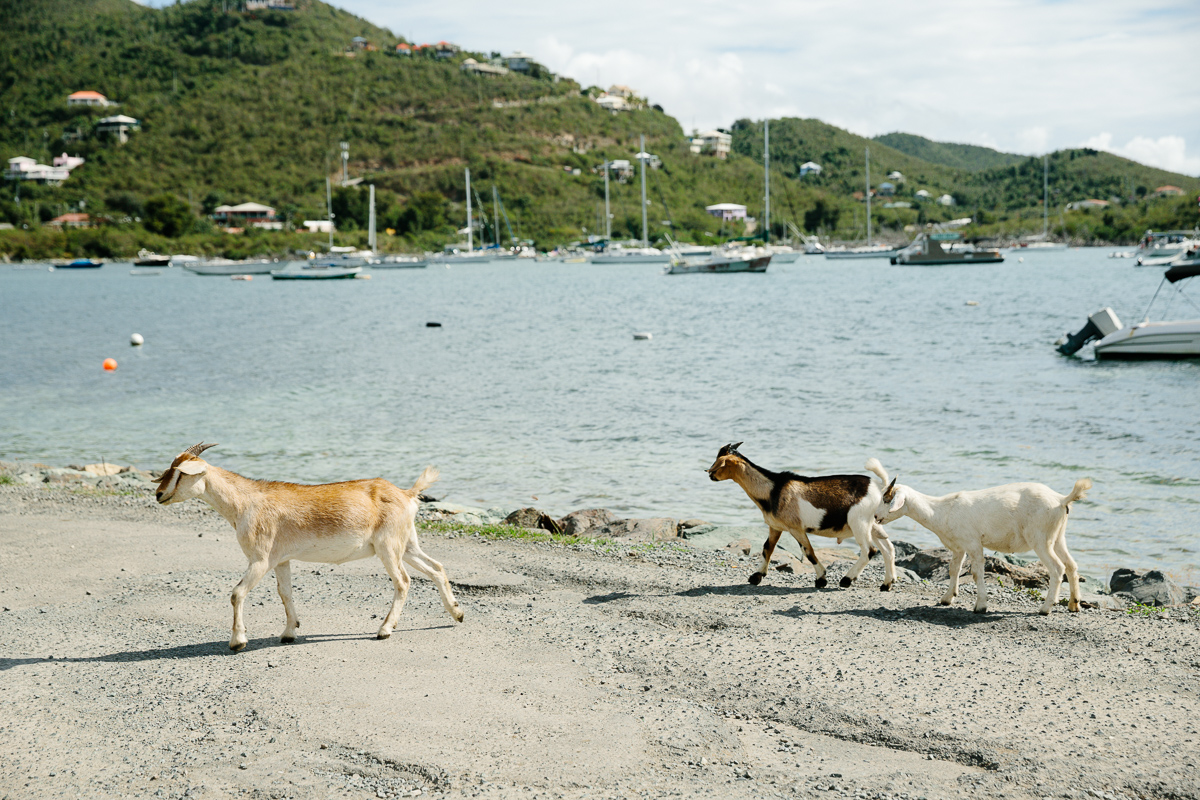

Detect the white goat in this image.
[156,443,464,650]
[707,444,897,590]
[867,460,1090,615]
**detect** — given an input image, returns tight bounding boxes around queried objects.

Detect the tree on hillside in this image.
[142,194,194,237]
[395,192,448,235]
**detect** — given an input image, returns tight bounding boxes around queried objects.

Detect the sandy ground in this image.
[1,484,1199,800]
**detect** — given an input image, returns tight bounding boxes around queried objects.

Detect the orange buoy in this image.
[102,358,118,371]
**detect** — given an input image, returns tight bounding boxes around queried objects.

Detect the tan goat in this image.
[156,443,464,651]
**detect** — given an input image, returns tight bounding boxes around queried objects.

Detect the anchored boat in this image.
[891,232,1004,265]
[1056,263,1200,359]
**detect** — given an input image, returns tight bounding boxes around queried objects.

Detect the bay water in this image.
[1,251,1196,582]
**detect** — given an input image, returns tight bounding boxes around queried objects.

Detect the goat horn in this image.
[731,441,743,451]
[185,442,218,458]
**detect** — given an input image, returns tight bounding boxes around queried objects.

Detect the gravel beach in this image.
[2,479,1199,800]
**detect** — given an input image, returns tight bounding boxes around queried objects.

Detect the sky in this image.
[150,0,1200,175]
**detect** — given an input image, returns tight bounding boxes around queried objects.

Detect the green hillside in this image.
[0,0,1197,259]
[872,132,1025,172]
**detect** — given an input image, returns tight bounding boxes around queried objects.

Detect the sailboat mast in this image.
[325,176,334,250]
[604,160,611,240]
[493,185,501,248]
[368,184,376,252]
[466,168,473,252]
[764,119,770,246]
[865,147,872,246]
[639,134,648,248]
[1043,155,1049,239]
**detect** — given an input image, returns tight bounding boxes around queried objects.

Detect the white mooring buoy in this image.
[130,333,144,346]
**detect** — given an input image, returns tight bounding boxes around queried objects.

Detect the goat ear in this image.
[176,460,207,476]
[888,489,904,514]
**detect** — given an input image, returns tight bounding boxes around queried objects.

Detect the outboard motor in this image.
[1056,308,1123,355]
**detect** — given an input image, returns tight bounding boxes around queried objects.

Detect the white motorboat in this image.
[133,250,173,267]
[183,258,277,275]
[764,245,802,263]
[1057,263,1200,359]
[891,233,1004,266]
[271,265,362,280]
[1135,230,1199,266]
[666,252,771,274]
[825,243,902,260]
[375,255,428,268]
[591,244,670,264]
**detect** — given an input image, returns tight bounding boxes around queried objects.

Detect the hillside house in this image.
[595,94,628,112]
[47,213,92,229]
[1154,185,1184,197]
[877,182,896,196]
[799,161,822,177]
[887,171,903,182]
[5,156,70,184]
[303,220,332,233]
[67,90,112,107]
[705,203,747,221]
[506,51,532,72]
[460,58,508,76]
[245,0,294,9]
[690,130,732,159]
[607,85,636,99]
[606,159,634,181]
[937,194,956,206]
[95,114,140,143]
[53,153,85,170]
[914,189,932,201]
[1067,199,1110,210]
[395,43,412,56]
[213,202,277,229]
[436,42,461,59]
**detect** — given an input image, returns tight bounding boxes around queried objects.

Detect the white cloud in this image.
[1082,133,1200,177]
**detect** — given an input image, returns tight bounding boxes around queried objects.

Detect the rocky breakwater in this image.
[0,460,158,491]
[417,500,693,543]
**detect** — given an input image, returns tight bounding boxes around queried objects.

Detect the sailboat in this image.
[430,168,496,263]
[272,176,363,279]
[825,147,902,259]
[1018,156,1068,251]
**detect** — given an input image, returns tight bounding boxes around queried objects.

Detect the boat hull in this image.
[184,262,276,275]
[591,254,670,264]
[374,259,428,269]
[1094,320,1200,359]
[271,267,362,280]
[894,252,1004,266]
[825,248,900,260]
[666,256,771,274]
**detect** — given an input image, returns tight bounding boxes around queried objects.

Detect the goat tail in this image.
[1062,477,1092,507]
[864,457,889,486]
[409,465,440,496]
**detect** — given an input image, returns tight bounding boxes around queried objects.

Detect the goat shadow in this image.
[772,603,1022,629]
[0,624,455,671]
[676,583,818,598]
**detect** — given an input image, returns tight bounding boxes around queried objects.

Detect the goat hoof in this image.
[229,641,246,652]
[973,607,987,615]
[376,630,392,640]
[814,577,828,589]
[839,576,853,588]
[747,573,764,586]
[281,635,295,644]
[453,609,465,623]
[938,599,952,606]
[879,583,892,592]
[1068,602,1080,613]
[1038,608,1050,616]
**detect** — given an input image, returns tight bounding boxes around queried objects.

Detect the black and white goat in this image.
[707,444,896,590]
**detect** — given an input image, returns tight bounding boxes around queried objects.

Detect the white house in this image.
[506,51,533,72]
[303,220,332,234]
[213,202,278,228]
[799,161,822,177]
[914,189,933,200]
[607,84,636,99]
[67,90,111,107]
[1067,199,1110,210]
[937,194,956,206]
[595,94,628,112]
[460,58,508,76]
[5,156,69,183]
[606,159,634,180]
[887,170,904,182]
[690,130,732,159]
[53,153,86,170]
[705,203,747,221]
[95,114,140,144]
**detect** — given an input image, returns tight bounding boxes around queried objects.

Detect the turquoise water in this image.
[1,253,1197,580]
